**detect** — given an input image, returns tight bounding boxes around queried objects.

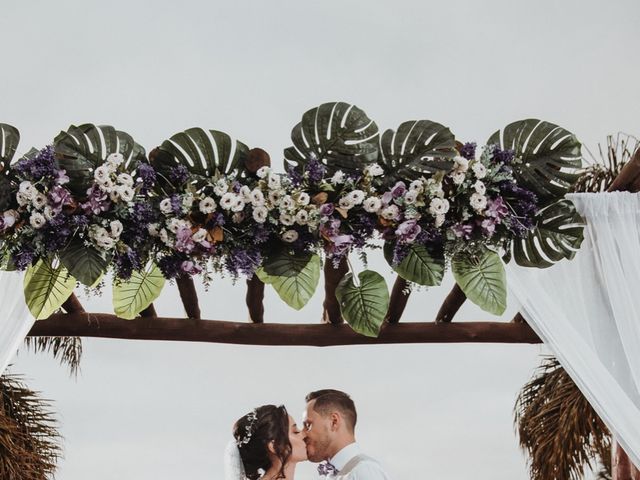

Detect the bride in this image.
[225,405,308,480]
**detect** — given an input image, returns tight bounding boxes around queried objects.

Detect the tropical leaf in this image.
[452,248,506,315]
[383,241,444,286]
[153,128,249,190]
[487,119,582,203]
[54,124,146,195]
[113,262,165,320]
[256,251,320,310]
[24,259,76,320]
[284,102,379,176]
[59,238,110,287]
[513,199,584,268]
[336,270,389,337]
[378,120,456,184]
[0,123,19,210]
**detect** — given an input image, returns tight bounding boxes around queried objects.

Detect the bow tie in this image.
[317,461,339,476]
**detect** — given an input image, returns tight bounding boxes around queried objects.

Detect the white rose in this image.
[295,209,309,225]
[148,223,160,236]
[451,170,466,185]
[280,195,294,211]
[268,173,281,190]
[338,197,354,210]
[250,189,265,207]
[220,192,236,210]
[268,190,283,206]
[99,178,115,193]
[192,228,207,242]
[279,212,295,226]
[239,185,252,202]
[94,165,111,183]
[29,212,46,229]
[19,181,35,198]
[160,198,173,214]
[110,220,123,238]
[199,196,217,214]
[381,205,400,220]
[404,190,418,205]
[435,214,446,228]
[16,192,29,207]
[347,190,365,205]
[31,192,47,210]
[117,173,134,187]
[473,180,486,195]
[330,171,345,185]
[167,218,188,233]
[281,230,299,243]
[472,162,487,179]
[119,186,135,202]
[252,206,268,223]
[106,153,124,169]
[297,192,310,206]
[470,193,487,211]
[213,179,228,197]
[231,197,246,212]
[363,197,382,213]
[429,198,450,215]
[109,190,120,202]
[365,164,384,177]
[409,180,424,192]
[256,166,271,179]
[453,156,469,172]
[43,206,55,221]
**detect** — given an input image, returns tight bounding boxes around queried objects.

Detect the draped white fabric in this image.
[508,191,640,467]
[0,271,34,374]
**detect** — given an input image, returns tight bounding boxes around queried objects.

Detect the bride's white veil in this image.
[223,440,246,480]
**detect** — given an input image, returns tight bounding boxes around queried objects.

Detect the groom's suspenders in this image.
[338,454,373,477]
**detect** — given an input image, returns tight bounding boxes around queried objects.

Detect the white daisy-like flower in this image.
[252,206,268,223]
[220,192,236,210]
[148,223,160,236]
[256,166,271,179]
[29,212,46,229]
[250,189,265,207]
[364,164,384,177]
[231,197,246,212]
[99,178,115,193]
[109,190,120,202]
[232,212,245,223]
[429,198,450,216]
[19,181,36,198]
[199,197,217,214]
[451,170,466,185]
[409,179,424,192]
[280,195,294,211]
[97,236,115,250]
[167,218,189,234]
[473,180,486,195]
[338,197,354,210]
[268,190,283,206]
[94,165,111,183]
[281,230,299,243]
[239,185,252,202]
[381,205,400,220]
[117,173,134,187]
[2,210,18,228]
[347,190,365,205]
[471,162,487,179]
[295,209,309,225]
[470,193,487,211]
[435,214,446,228]
[363,197,382,213]
[330,171,346,185]
[91,226,110,241]
[453,156,469,172]
[110,220,123,238]
[296,192,310,206]
[279,212,295,226]
[160,198,173,215]
[213,179,228,197]
[43,206,55,221]
[106,153,124,169]
[404,190,418,205]
[118,186,135,203]
[268,173,281,190]
[31,192,47,210]
[192,228,207,243]
[16,192,29,207]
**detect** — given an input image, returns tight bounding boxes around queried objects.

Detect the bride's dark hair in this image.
[233,405,292,480]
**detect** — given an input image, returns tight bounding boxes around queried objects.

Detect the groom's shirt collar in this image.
[329,442,360,471]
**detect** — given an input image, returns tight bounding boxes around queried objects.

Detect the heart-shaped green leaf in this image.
[59,238,110,287]
[487,119,582,203]
[513,199,584,268]
[24,259,76,320]
[113,262,165,320]
[256,251,320,310]
[284,102,379,177]
[383,241,444,286]
[336,270,389,337]
[379,120,456,185]
[452,248,507,315]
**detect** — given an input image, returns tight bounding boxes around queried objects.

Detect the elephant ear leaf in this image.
[284,102,379,177]
[379,120,457,184]
[512,199,584,268]
[54,124,146,195]
[153,128,249,191]
[0,123,20,210]
[487,119,582,203]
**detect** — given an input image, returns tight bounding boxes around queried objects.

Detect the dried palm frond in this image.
[515,356,611,480]
[572,133,639,193]
[0,373,62,479]
[23,336,82,378]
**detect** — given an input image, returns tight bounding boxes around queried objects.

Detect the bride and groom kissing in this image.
[225,389,391,479]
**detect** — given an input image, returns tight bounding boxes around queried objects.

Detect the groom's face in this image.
[303,400,332,462]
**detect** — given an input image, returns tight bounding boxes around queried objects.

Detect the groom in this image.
[303,389,391,479]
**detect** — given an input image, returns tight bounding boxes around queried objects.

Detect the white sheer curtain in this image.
[0,271,34,374]
[508,192,640,467]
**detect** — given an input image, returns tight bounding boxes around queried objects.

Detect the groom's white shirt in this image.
[326,442,390,479]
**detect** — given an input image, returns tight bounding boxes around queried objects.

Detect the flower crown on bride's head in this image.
[236,410,258,446]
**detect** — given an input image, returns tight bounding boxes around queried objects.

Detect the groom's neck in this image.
[328,435,356,459]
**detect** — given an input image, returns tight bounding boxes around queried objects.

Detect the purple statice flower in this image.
[12,247,36,270]
[170,165,189,186]
[42,215,71,250]
[479,218,496,237]
[319,203,334,217]
[395,219,422,244]
[485,196,509,222]
[55,169,70,185]
[158,254,185,279]
[136,163,157,192]
[14,145,58,181]
[286,164,303,186]
[82,185,111,214]
[181,260,202,276]
[226,248,261,277]
[416,224,442,244]
[71,214,90,228]
[391,242,410,267]
[391,181,407,199]
[451,223,474,240]
[48,185,72,211]
[459,142,477,160]
[252,224,270,244]
[170,194,183,215]
[114,248,142,280]
[306,156,326,183]
[174,226,195,253]
[491,146,515,165]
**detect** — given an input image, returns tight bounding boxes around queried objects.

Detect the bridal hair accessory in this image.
[223,440,247,480]
[236,409,258,446]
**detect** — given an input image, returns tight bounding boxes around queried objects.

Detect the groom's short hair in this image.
[306,389,357,432]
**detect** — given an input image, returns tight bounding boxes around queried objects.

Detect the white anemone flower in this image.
[363,197,382,213]
[281,230,299,243]
[470,193,487,211]
[160,198,173,214]
[29,212,46,229]
[199,197,217,214]
[252,206,268,223]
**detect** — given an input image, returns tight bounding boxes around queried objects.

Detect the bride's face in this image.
[288,415,308,463]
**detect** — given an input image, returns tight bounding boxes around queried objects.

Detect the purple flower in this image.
[452,223,474,240]
[158,254,185,279]
[181,260,202,276]
[174,226,195,253]
[391,181,407,199]
[12,247,36,270]
[136,163,157,191]
[82,185,110,214]
[114,248,142,280]
[286,164,303,186]
[395,219,422,244]
[319,203,334,216]
[479,218,496,237]
[226,248,261,277]
[170,165,189,186]
[55,169,70,185]
[14,146,58,181]
[485,197,509,221]
[381,191,393,206]
[48,185,72,211]
[491,146,515,165]
[306,156,326,183]
[460,142,477,160]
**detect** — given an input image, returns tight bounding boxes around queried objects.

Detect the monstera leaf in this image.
[512,199,584,268]
[487,119,582,203]
[24,259,76,320]
[0,123,19,210]
[153,128,249,190]
[378,120,457,184]
[113,262,165,320]
[54,124,146,195]
[383,241,444,286]
[256,250,320,310]
[452,248,507,315]
[284,102,379,176]
[59,238,110,287]
[336,270,389,337]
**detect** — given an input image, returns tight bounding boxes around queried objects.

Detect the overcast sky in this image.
[3,0,640,479]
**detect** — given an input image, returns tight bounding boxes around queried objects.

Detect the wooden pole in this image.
[612,439,640,480]
[386,277,410,324]
[322,257,348,324]
[245,274,265,323]
[175,276,201,319]
[436,283,467,323]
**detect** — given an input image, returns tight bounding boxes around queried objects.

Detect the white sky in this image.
[3,0,639,479]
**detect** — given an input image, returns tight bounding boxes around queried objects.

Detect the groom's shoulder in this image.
[350,454,390,479]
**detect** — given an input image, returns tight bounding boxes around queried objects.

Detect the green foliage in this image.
[452,248,506,315]
[23,259,76,320]
[256,250,320,310]
[59,238,110,287]
[284,102,379,176]
[0,123,19,210]
[383,241,444,286]
[336,270,389,337]
[112,262,165,319]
